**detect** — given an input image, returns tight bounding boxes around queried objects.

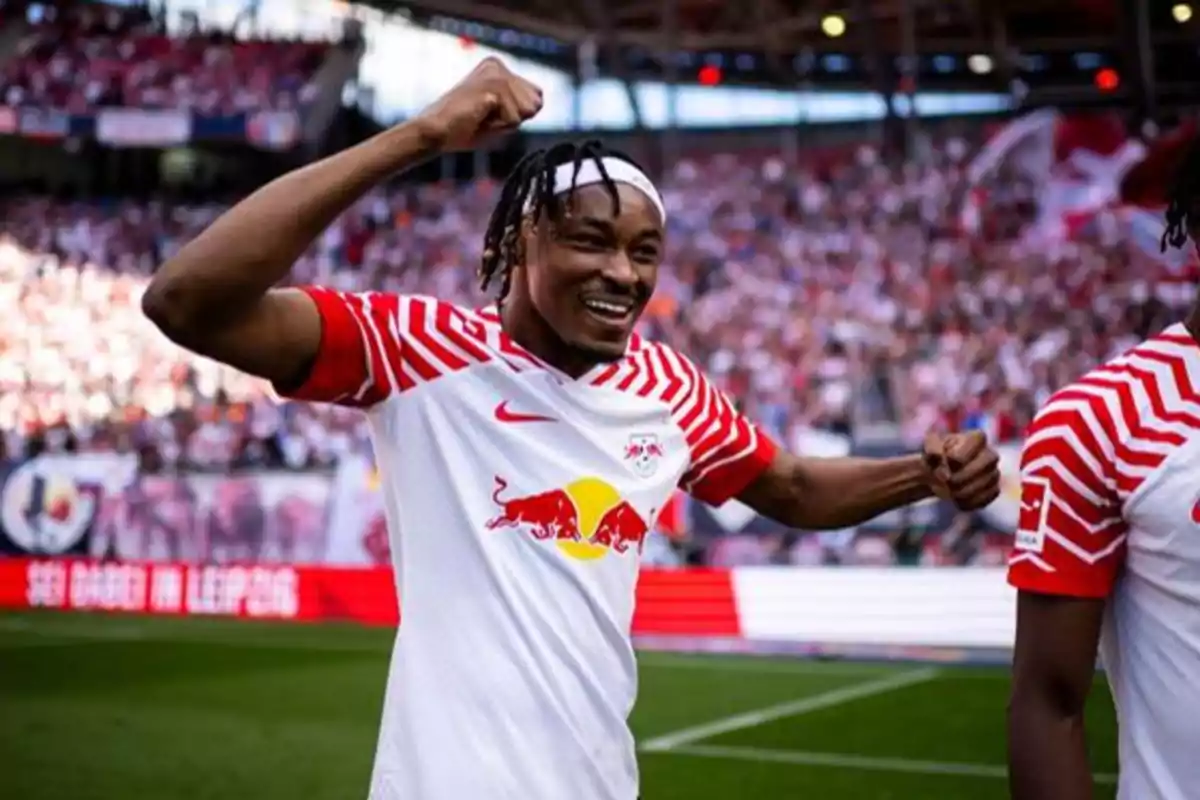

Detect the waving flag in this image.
[965,109,1198,270]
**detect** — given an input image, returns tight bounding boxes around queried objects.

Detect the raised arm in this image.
[141,122,433,389]
[141,57,543,390]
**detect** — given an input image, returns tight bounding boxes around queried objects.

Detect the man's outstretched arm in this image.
[142,57,542,390]
[735,433,1000,530]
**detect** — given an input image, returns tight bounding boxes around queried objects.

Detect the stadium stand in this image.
[3,132,1195,471]
[0,0,1195,574]
[7,2,1200,796]
[0,1,327,114]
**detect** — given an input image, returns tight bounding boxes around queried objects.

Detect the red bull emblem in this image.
[486,475,649,561]
[487,477,582,542]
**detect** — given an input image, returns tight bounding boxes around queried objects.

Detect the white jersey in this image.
[1008,323,1200,800]
[281,287,776,800]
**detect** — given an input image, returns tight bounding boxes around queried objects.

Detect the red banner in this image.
[1,559,398,625]
[0,559,739,636]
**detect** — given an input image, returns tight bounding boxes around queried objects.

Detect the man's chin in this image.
[565,312,637,363]
[570,336,628,364]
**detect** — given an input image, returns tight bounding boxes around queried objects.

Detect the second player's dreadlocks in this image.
[479,139,640,302]
[1162,138,1200,252]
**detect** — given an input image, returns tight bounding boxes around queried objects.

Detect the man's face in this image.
[520,182,664,363]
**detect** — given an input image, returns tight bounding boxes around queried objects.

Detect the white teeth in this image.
[583,300,631,316]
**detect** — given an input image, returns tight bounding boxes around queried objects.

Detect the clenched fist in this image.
[922,430,1001,511]
[414,57,543,152]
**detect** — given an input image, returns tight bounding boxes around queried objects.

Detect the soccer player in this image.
[144,58,1002,800]
[1007,141,1200,800]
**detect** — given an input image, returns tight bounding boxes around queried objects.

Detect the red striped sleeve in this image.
[278,290,500,407]
[276,287,402,408]
[1007,397,1128,599]
[668,350,776,506]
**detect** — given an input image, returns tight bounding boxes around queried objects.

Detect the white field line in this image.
[640,667,939,751]
[634,653,904,677]
[654,743,1118,785]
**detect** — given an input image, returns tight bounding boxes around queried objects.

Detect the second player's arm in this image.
[1007,592,1104,800]
[1004,396,1126,800]
[141,122,439,388]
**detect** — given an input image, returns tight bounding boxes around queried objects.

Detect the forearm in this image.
[1008,704,1094,800]
[143,121,438,328]
[784,454,932,530]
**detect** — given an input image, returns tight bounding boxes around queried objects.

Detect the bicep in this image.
[167,286,400,409]
[1011,590,1105,715]
[182,288,322,389]
[735,450,798,517]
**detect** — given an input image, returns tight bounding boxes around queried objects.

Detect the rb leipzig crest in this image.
[623,433,664,478]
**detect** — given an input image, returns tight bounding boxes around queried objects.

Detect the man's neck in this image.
[499,296,596,379]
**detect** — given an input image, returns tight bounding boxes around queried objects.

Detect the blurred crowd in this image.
[3,133,1195,474]
[0,2,326,114]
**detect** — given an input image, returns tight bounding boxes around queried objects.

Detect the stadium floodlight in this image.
[967,54,994,75]
[1172,3,1193,23]
[821,14,846,38]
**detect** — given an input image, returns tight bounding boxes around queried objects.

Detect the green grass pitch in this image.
[1,611,1118,799]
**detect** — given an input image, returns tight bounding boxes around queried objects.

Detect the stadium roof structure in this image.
[362,0,1198,112]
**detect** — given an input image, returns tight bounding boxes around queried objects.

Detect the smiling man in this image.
[141,58,1000,800]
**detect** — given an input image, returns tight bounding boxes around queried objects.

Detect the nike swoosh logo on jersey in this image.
[494,401,556,424]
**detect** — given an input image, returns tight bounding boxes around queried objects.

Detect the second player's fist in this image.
[921,430,1001,511]
[414,57,543,152]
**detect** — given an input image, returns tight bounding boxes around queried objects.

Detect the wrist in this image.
[899,453,937,500]
[354,120,443,181]
[404,113,452,154]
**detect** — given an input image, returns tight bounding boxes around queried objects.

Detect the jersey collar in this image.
[479,304,638,384]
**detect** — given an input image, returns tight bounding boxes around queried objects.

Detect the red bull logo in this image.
[487,475,649,561]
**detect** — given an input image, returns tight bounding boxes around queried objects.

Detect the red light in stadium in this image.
[698,65,722,86]
[1095,68,1120,92]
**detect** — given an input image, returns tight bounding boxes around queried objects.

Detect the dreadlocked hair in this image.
[1162,138,1200,252]
[479,139,641,302]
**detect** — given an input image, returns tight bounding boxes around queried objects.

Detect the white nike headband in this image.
[524,157,667,223]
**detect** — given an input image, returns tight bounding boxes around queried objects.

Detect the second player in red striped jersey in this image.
[1008,135,1200,800]
[143,57,1002,800]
